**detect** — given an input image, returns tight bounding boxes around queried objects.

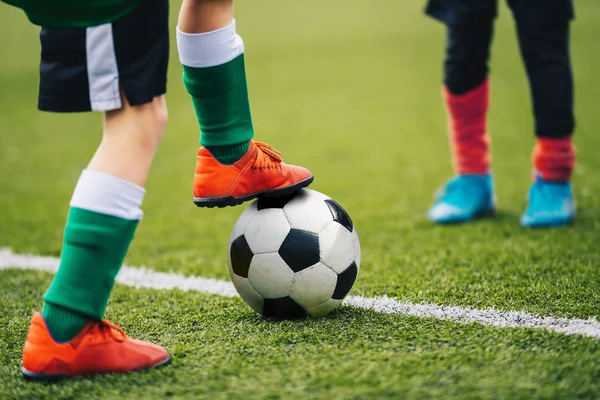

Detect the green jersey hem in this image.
[3,0,141,27]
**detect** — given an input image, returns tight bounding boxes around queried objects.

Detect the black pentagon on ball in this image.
[256,192,297,210]
[263,296,307,319]
[278,229,320,273]
[325,199,353,232]
[332,261,358,300]
[229,235,254,278]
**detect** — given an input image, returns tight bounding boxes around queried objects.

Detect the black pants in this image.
[427,0,575,138]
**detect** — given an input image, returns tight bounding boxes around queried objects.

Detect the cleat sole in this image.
[22,368,66,382]
[429,206,496,225]
[193,176,314,208]
[520,215,575,228]
[22,356,171,382]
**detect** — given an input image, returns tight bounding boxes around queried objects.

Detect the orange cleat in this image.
[22,313,170,381]
[193,140,314,207]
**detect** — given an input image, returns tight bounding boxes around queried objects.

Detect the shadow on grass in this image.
[234,305,386,328]
[412,207,599,236]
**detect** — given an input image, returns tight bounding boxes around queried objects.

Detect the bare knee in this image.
[104,95,168,154]
[145,95,169,143]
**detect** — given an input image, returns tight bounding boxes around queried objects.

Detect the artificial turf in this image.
[1,270,600,399]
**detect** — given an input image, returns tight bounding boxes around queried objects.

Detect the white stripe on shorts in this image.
[86,24,122,111]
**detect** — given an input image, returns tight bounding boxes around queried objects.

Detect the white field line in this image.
[1,248,599,339]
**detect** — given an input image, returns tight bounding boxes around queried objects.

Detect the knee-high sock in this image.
[177,19,253,165]
[533,137,575,181]
[42,169,144,342]
[444,79,491,175]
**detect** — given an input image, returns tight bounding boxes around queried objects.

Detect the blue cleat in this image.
[520,177,575,228]
[428,174,495,224]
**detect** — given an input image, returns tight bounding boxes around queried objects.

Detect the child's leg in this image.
[42,94,167,342]
[178,0,251,164]
[425,1,497,224]
[510,1,576,227]
[177,0,313,208]
[514,18,575,180]
[22,0,171,380]
[37,0,170,339]
[23,94,170,380]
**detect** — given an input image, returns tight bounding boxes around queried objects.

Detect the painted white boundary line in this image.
[1,248,599,339]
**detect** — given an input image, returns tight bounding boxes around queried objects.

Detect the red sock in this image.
[444,78,491,175]
[533,137,575,181]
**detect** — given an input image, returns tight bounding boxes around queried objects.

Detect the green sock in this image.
[178,21,254,164]
[42,303,90,343]
[206,141,250,165]
[42,170,144,342]
[183,56,254,164]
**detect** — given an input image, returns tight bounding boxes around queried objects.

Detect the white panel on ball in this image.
[289,263,337,309]
[230,273,264,314]
[283,190,334,233]
[319,221,356,273]
[248,253,294,298]
[244,208,290,254]
[307,298,343,317]
[229,203,258,244]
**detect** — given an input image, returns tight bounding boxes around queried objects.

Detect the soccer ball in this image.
[228,189,361,318]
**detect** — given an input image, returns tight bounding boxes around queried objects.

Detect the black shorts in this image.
[425,0,574,26]
[38,0,169,112]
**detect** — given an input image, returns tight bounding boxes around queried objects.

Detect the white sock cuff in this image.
[177,19,244,68]
[70,169,145,220]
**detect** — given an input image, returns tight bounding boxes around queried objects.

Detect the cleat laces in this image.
[99,320,127,342]
[253,142,283,170]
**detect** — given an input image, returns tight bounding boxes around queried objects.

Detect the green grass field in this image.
[1,1,600,398]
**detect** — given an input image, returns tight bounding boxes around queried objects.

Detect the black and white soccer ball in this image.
[228,189,361,318]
